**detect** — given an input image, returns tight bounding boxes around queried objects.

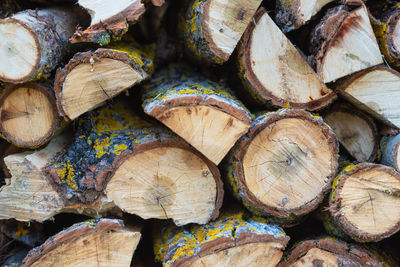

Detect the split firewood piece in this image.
[181,0,263,64]
[46,100,223,226]
[142,64,252,165]
[55,42,155,121]
[309,4,383,83]
[371,5,400,69]
[0,7,88,84]
[238,8,335,110]
[380,134,400,172]
[154,209,289,267]
[279,237,387,266]
[70,0,146,45]
[329,163,400,242]
[0,132,116,222]
[275,0,334,32]
[22,219,142,267]
[0,221,46,247]
[0,83,61,148]
[225,109,338,226]
[337,66,400,128]
[324,103,378,162]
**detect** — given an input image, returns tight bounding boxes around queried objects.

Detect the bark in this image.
[309,4,383,83]
[46,99,223,226]
[337,66,400,128]
[329,163,400,242]
[224,109,339,226]
[0,82,61,148]
[55,41,155,121]
[238,8,336,110]
[154,209,289,267]
[371,5,400,69]
[324,103,378,162]
[181,0,263,64]
[380,133,400,172]
[22,218,141,267]
[142,64,252,165]
[70,0,146,45]
[0,6,89,83]
[279,237,391,266]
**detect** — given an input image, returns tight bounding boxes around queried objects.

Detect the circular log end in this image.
[330,163,400,241]
[0,19,40,83]
[0,83,58,148]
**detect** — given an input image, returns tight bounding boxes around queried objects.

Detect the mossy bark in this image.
[154,209,289,267]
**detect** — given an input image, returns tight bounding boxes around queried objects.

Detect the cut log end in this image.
[239,8,335,110]
[106,146,220,226]
[22,219,141,267]
[330,163,400,241]
[324,104,378,162]
[227,109,338,223]
[0,19,39,83]
[0,83,58,148]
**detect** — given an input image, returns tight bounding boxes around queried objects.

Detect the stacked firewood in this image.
[0,0,399,266]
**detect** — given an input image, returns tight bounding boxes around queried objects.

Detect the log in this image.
[55,42,155,121]
[46,100,223,226]
[329,163,400,242]
[371,5,400,69]
[324,103,378,162]
[337,66,400,128]
[380,133,400,172]
[70,0,146,45]
[181,0,263,64]
[238,8,336,110]
[279,237,388,266]
[0,131,116,222]
[309,4,383,83]
[224,109,338,225]
[0,221,45,247]
[22,218,142,267]
[0,7,88,84]
[0,82,61,148]
[275,0,334,32]
[142,64,252,165]
[154,209,289,267]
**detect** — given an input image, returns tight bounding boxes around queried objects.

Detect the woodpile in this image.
[0,0,399,266]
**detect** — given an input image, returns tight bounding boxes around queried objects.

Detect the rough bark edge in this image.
[329,163,400,242]
[0,83,59,148]
[70,1,146,44]
[22,219,124,266]
[0,18,40,84]
[227,109,339,221]
[278,237,381,266]
[380,134,400,171]
[324,102,379,162]
[54,48,148,121]
[238,8,337,110]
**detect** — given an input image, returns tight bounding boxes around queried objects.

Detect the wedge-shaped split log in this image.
[22,219,141,267]
[238,8,335,110]
[55,42,155,120]
[279,237,390,266]
[181,0,263,64]
[337,66,400,128]
[0,83,61,148]
[275,0,334,32]
[0,7,88,83]
[154,209,289,267]
[70,0,146,45]
[225,109,339,226]
[310,4,383,83]
[46,100,223,226]
[329,163,400,242]
[324,103,378,162]
[371,5,400,69]
[142,65,252,165]
[380,133,400,172]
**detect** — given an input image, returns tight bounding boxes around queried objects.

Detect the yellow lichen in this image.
[14,222,29,238]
